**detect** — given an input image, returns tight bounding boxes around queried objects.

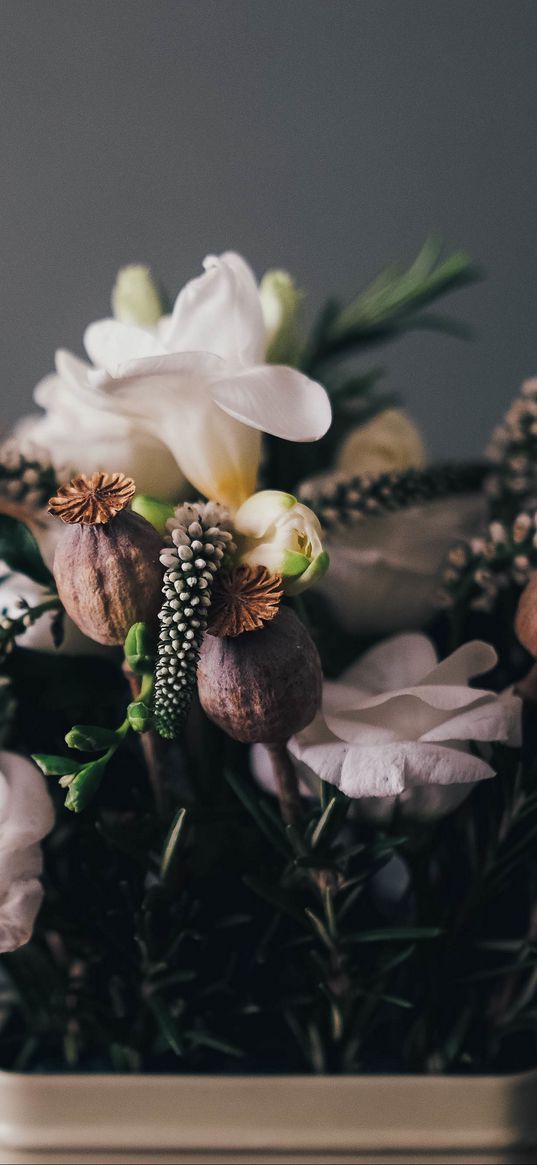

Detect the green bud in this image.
[111,264,164,326]
[124,623,156,674]
[64,757,108,813]
[131,495,174,537]
[32,753,82,778]
[65,724,119,752]
[127,700,153,733]
[259,270,303,365]
[285,550,330,596]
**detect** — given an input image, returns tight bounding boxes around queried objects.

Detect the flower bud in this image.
[111,264,164,326]
[337,408,426,477]
[197,606,322,743]
[127,700,152,733]
[124,622,156,673]
[259,270,302,365]
[48,473,164,646]
[234,490,329,596]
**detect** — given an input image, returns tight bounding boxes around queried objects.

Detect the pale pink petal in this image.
[340,633,438,695]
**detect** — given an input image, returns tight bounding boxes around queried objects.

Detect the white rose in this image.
[0,752,55,952]
[289,634,521,807]
[336,408,426,477]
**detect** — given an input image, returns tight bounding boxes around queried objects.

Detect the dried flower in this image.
[208,565,283,637]
[49,473,163,645]
[153,502,235,740]
[198,607,322,744]
[48,471,135,525]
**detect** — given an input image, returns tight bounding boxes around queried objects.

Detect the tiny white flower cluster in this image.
[486,378,537,511]
[438,510,537,613]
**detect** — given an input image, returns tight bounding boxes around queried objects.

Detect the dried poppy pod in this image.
[48,472,164,646]
[515,574,537,657]
[197,606,322,744]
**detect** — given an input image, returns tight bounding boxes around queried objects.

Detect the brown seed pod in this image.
[49,472,164,646]
[515,574,537,657]
[197,606,322,744]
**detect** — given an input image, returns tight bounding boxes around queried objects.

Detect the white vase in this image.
[0,1068,535,1164]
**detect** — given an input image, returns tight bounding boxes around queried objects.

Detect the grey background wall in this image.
[0,0,536,460]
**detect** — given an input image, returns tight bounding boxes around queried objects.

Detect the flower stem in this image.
[266,742,303,827]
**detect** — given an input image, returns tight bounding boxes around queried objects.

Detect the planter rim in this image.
[0,1068,536,1156]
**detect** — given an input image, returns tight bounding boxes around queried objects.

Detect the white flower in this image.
[289,633,521,801]
[316,493,486,635]
[0,752,54,952]
[19,253,331,510]
[336,408,426,477]
[235,489,329,594]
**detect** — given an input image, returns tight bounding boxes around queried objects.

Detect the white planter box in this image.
[0,1069,536,1165]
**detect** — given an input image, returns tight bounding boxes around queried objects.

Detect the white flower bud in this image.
[111,264,164,326]
[234,490,329,596]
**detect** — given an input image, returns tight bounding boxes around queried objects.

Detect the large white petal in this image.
[421,640,497,688]
[337,741,493,799]
[421,691,522,746]
[162,252,266,366]
[0,752,55,853]
[84,319,165,373]
[90,353,261,508]
[211,364,332,442]
[0,843,48,952]
[341,633,438,695]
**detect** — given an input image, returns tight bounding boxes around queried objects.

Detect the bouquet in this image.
[0,243,535,1077]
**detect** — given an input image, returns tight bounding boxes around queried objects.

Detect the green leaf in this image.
[347,927,442,943]
[65,724,119,751]
[31,753,82,777]
[0,515,54,588]
[160,807,188,883]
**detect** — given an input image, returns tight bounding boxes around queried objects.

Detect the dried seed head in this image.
[208,565,283,637]
[198,606,322,744]
[48,472,136,525]
[49,472,163,645]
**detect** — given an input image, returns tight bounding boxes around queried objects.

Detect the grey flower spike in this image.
[299,463,487,531]
[486,379,537,517]
[0,439,59,509]
[153,501,236,740]
[438,510,537,614]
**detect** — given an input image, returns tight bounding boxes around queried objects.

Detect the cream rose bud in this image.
[234,490,329,595]
[337,408,426,476]
[0,752,55,953]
